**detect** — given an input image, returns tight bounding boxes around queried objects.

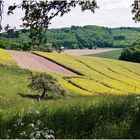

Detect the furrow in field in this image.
[85,56,140,81]
[98,57,140,76]
[33,52,140,94]
[69,78,124,95]
[73,57,140,89]
[64,76,123,92]
[58,77,92,95]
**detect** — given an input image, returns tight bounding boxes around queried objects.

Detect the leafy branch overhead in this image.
[132,0,140,22]
[7,0,98,46]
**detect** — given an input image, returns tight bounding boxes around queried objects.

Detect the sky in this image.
[1,0,140,29]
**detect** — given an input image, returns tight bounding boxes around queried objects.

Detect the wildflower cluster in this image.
[12,109,55,139]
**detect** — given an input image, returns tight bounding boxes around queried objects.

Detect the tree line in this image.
[0,25,140,51]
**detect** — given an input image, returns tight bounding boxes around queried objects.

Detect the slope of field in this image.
[1,62,140,139]
[1,50,140,138]
[88,49,122,60]
[34,51,140,95]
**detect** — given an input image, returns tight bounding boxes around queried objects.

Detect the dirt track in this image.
[7,50,75,75]
[61,48,120,56]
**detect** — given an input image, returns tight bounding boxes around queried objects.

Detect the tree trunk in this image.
[41,88,46,98]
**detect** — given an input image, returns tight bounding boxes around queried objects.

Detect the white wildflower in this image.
[29,123,35,128]
[36,120,41,126]
[20,131,26,136]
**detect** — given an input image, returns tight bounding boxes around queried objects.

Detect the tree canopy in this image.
[132,0,140,22]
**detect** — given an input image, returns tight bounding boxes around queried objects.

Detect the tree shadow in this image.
[19,93,43,101]
[18,93,57,101]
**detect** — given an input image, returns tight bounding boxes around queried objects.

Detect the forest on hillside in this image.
[0,25,140,50]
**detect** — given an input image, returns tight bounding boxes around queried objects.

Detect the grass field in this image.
[0,66,140,139]
[0,65,140,139]
[1,49,140,138]
[87,49,123,60]
[33,51,140,95]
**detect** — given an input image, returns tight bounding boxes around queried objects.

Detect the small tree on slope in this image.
[28,73,66,99]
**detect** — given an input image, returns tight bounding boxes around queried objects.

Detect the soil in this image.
[61,48,120,56]
[7,50,75,75]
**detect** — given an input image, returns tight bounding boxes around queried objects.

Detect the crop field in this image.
[33,51,140,95]
[88,49,123,60]
[0,49,16,66]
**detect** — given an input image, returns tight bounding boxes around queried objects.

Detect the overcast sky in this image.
[2,0,140,29]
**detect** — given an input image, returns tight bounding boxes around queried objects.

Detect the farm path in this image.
[62,48,120,56]
[7,50,75,75]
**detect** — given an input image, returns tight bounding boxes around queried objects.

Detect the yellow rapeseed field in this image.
[34,51,140,95]
[0,49,16,66]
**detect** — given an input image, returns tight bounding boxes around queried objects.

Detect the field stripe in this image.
[73,57,140,89]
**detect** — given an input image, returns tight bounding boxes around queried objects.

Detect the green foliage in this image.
[28,73,66,98]
[46,25,113,49]
[119,45,140,63]
[1,26,140,51]
[111,27,140,47]
[132,0,140,22]
[39,43,54,52]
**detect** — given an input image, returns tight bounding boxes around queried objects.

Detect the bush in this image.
[119,45,140,63]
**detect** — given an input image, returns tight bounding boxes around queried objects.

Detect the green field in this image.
[0,49,140,138]
[88,49,123,60]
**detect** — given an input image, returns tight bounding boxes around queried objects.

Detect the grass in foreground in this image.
[0,64,140,139]
[87,49,122,60]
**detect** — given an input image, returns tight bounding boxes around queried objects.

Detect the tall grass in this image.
[0,95,140,139]
[0,65,140,139]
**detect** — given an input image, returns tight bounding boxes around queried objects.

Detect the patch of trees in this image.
[114,36,125,40]
[0,38,31,51]
[119,45,140,63]
[1,26,140,51]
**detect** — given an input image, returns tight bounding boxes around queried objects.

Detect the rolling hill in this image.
[1,49,140,96]
[1,26,140,50]
[1,49,140,138]
[33,51,140,95]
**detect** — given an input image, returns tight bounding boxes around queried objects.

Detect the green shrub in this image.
[119,45,140,63]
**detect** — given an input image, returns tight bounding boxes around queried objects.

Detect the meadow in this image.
[0,49,140,138]
[87,49,123,60]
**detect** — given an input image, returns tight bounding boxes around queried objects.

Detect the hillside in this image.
[0,26,140,50]
[2,49,140,96]
[1,49,140,138]
[32,51,140,95]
